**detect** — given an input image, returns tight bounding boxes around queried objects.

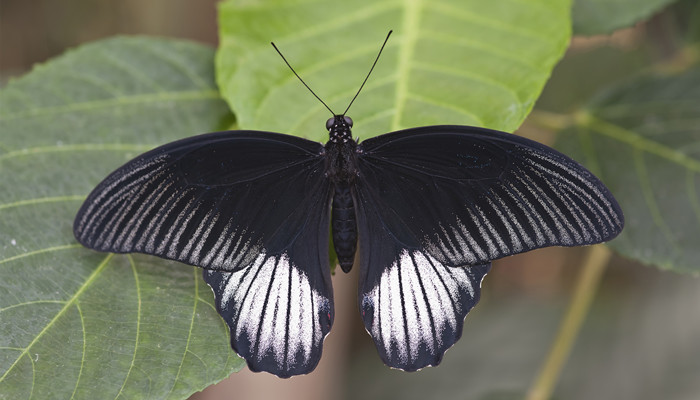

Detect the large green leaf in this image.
[0,37,243,399]
[216,0,572,141]
[572,0,676,35]
[556,65,700,274]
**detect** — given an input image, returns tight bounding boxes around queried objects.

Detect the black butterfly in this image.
[74,32,623,378]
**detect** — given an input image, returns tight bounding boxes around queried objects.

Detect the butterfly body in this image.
[330,182,357,272]
[325,115,360,272]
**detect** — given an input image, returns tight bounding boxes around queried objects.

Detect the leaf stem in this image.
[525,245,612,400]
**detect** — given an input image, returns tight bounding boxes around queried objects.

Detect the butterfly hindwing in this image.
[355,168,491,371]
[203,179,334,377]
[353,125,623,370]
[361,261,490,371]
[354,189,490,369]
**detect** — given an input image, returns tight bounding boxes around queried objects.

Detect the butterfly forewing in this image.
[74,131,327,271]
[356,126,624,268]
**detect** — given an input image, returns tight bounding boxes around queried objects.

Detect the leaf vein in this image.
[0,90,221,122]
[0,244,82,266]
[140,41,209,89]
[406,93,485,125]
[268,1,399,47]
[0,143,154,163]
[97,49,166,92]
[412,62,522,103]
[430,1,555,44]
[392,0,423,130]
[28,351,36,400]
[0,196,85,211]
[69,301,87,400]
[421,31,542,71]
[633,150,679,250]
[164,268,199,399]
[114,255,142,400]
[0,300,66,313]
[584,115,700,172]
[51,70,126,98]
[354,108,396,132]
[687,170,700,226]
[0,254,113,383]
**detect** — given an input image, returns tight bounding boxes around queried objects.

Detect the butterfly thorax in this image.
[324,115,357,181]
[325,115,359,273]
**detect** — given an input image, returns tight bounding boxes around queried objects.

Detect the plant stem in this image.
[525,245,612,400]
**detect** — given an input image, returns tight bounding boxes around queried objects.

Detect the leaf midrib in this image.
[392,0,422,131]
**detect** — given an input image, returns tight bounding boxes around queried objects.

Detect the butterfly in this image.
[73,32,624,378]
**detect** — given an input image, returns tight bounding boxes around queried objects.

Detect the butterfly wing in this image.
[74,130,334,377]
[354,125,623,370]
[202,184,333,377]
[74,131,330,270]
[354,201,491,370]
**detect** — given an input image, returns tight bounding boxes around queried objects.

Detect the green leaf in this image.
[556,65,700,274]
[0,37,243,399]
[216,0,572,141]
[572,0,676,35]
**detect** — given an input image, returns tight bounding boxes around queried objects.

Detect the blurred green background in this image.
[1,1,698,399]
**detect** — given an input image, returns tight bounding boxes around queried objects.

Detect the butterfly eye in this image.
[325,117,335,130]
[343,116,353,127]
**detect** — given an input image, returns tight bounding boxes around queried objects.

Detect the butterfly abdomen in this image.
[332,183,357,273]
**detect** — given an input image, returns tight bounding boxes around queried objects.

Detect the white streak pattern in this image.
[215,252,327,369]
[364,250,480,366]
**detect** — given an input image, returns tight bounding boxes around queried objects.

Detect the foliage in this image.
[216,0,571,139]
[0,37,243,400]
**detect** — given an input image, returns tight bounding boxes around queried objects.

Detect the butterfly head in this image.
[272,31,391,147]
[326,115,354,144]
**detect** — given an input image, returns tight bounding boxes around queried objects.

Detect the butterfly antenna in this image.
[342,30,393,116]
[271,41,335,116]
